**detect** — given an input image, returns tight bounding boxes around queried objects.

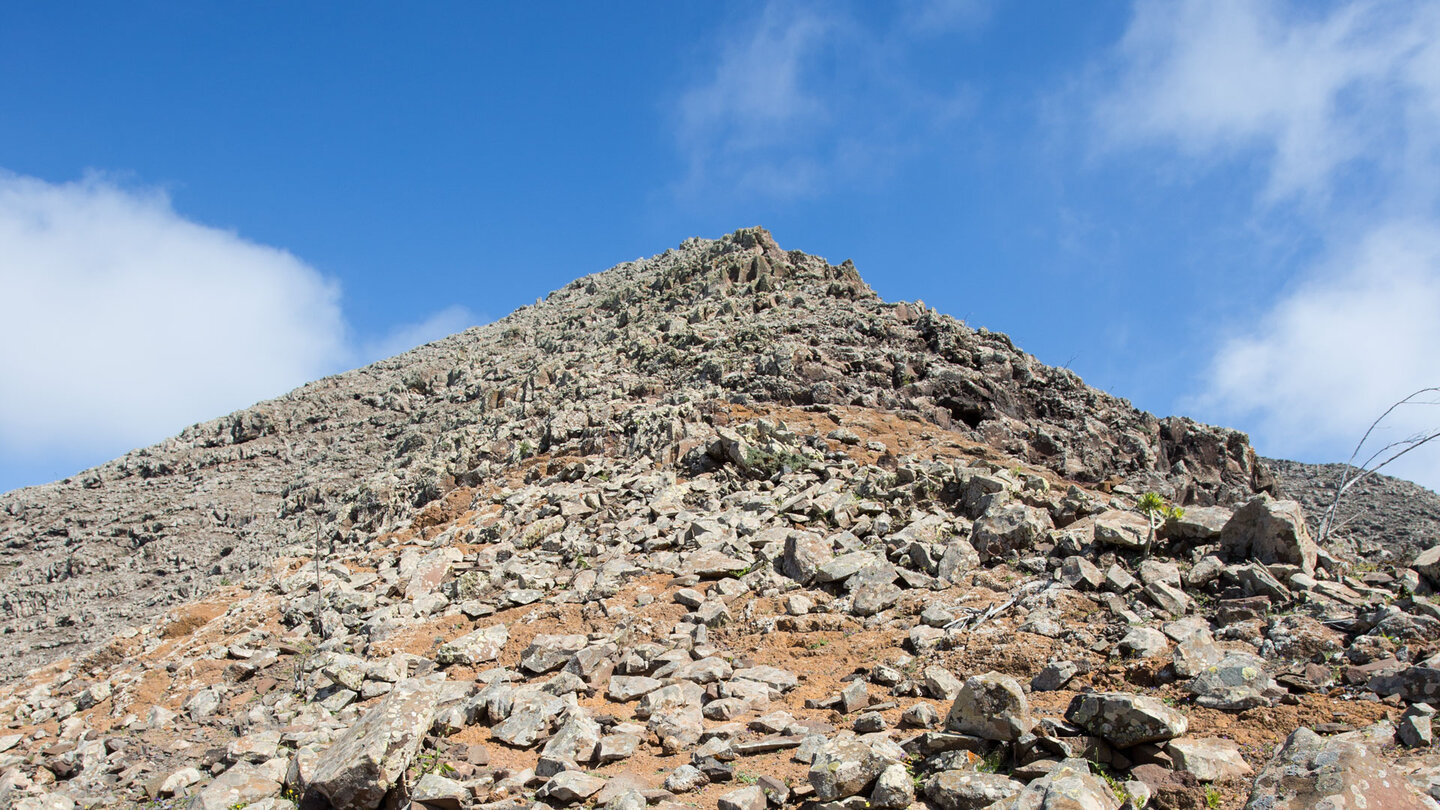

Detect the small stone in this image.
[717,785,767,810]
[1031,661,1079,692]
[538,770,606,804]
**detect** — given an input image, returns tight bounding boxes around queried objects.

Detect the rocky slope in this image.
[1,228,1438,810]
[1266,457,1440,564]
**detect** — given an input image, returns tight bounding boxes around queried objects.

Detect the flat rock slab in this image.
[306,675,443,810]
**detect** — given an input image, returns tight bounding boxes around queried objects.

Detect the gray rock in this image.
[717,785,767,810]
[411,773,467,810]
[988,758,1120,810]
[1065,692,1187,748]
[945,671,1033,742]
[1117,627,1169,658]
[924,666,965,700]
[607,675,664,702]
[807,734,907,801]
[1032,661,1079,692]
[435,623,508,666]
[972,503,1052,560]
[663,763,707,793]
[491,688,567,747]
[520,633,588,674]
[1186,651,1273,711]
[1398,703,1435,748]
[185,762,282,810]
[783,532,831,584]
[1060,556,1103,590]
[1220,494,1319,575]
[1093,510,1150,550]
[923,770,1024,810]
[306,676,442,810]
[870,763,916,810]
[1165,737,1252,782]
[538,770,606,804]
[1247,723,1434,809]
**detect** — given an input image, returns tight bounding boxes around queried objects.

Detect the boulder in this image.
[717,785,767,810]
[1165,737,1252,782]
[305,676,442,810]
[1093,510,1151,550]
[923,770,1023,810]
[985,758,1120,810]
[972,502,1053,560]
[520,633,588,674]
[946,672,1033,741]
[1220,494,1318,575]
[1187,651,1274,711]
[1246,723,1435,809]
[186,762,281,810]
[1065,692,1187,748]
[537,770,606,804]
[435,624,508,666]
[807,734,907,801]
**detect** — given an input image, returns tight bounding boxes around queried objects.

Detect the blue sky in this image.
[3,1,1439,493]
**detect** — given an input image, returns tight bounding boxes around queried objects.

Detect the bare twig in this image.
[1317,386,1440,543]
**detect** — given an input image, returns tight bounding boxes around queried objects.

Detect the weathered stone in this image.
[411,773,467,810]
[538,770,606,803]
[1065,692,1187,748]
[717,785,767,810]
[435,623,508,666]
[986,758,1119,810]
[1247,723,1435,809]
[1117,627,1169,659]
[1187,651,1273,711]
[1060,556,1103,590]
[1165,737,1252,782]
[520,633,588,674]
[807,734,907,801]
[946,671,1033,742]
[306,676,441,810]
[923,770,1023,810]
[783,532,831,584]
[188,762,282,810]
[1093,510,1150,550]
[1032,661,1079,692]
[491,688,567,747]
[870,763,916,810]
[924,666,965,700]
[1220,494,1319,575]
[972,503,1052,560]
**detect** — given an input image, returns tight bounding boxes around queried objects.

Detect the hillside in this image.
[1,229,1437,810]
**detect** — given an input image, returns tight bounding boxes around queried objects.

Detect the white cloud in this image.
[0,172,474,477]
[1198,224,1440,488]
[674,2,976,198]
[1098,0,1440,490]
[1100,0,1440,205]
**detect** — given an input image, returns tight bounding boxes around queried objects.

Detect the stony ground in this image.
[1,229,1438,810]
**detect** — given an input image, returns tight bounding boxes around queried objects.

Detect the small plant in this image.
[1091,762,1137,806]
[1136,492,1184,558]
[977,748,1006,774]
[1205,785,1222,809]
[736,772,759,785]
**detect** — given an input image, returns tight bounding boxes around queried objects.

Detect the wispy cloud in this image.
[1097,0,1440,489]
[1099,0,1440,206]
[673,2,979,199]
[0,171,475,482]
[359,304,475,363]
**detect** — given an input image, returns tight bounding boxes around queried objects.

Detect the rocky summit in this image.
[1,227,1438,810]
